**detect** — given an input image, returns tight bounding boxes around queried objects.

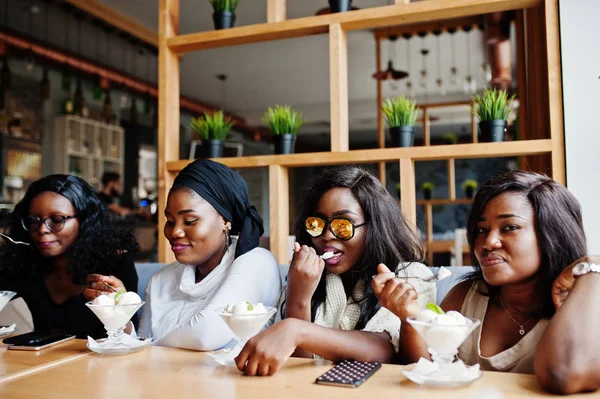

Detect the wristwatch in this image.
[572,262,600,277]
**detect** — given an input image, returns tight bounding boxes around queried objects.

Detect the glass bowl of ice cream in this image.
[403,304,482,387]
[86,290,144,345]
[0,291,16,313]
[209,302,276,366]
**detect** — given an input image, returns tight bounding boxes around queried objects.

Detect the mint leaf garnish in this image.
[114,289,126,305]
[247,302,254,311]
[426,303,445,315]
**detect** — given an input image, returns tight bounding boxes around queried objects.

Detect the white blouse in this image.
[138,237,282,351]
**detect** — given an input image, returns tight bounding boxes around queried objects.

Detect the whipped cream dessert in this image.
[412,304,476,357]
[223,301,268,315]
[90,290,142,330]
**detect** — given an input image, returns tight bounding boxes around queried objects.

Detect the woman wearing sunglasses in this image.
[235,166,435,376]
[0,175,139,338]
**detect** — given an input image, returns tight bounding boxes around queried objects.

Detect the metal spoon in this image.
[0,233,30,246]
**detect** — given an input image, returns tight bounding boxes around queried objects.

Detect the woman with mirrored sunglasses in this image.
[0,175,139,339]
[235,166,435,376]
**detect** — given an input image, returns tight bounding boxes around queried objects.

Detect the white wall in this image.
[560,0,600,253]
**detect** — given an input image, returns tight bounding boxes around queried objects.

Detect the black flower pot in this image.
[329,0,352,13]
[389,126,415,148]
[213,11,236,30]
[202,139,224,158]
[423,189,433,200]
[465,187,474,199]
[479,120,507,143]
[273,134,296,154]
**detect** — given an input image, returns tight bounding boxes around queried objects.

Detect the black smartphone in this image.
[315,360,382,388]
[3,331,76,351]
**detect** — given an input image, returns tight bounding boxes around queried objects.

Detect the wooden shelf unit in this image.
[158,0,564,265]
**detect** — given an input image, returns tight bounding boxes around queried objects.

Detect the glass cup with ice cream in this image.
[86,290,144,345]
[404,304,482,386]
[211,302,276,364]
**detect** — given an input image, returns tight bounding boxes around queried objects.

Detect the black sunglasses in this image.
[305,216,365,241]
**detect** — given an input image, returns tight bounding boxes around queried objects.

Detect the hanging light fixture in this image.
[73,14,85,115]
[40,0,50,100]
[433,30,446,96]
[417,32,429,90]
[25,0,36,74]
[216,74,228,109]
[447,27,459,87]
[144,48,152,114]
[373,35,408,81]
[463,26,476,95]
[402,33,413,97]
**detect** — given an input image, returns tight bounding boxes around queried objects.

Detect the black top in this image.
[97,192,114,207]
[0,253,139,339]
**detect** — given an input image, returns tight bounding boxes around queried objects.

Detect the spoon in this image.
[0,233,30,246]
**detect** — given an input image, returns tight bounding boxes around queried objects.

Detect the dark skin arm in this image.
[235,318,394,376]
[535,256,600,394]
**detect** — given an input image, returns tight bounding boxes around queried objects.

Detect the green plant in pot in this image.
[209,0,239,30]
[472,88,515,143]
[442,132,458,145]
[263,105,303,155]
[329,0,352,13]
[382,96,418,148]
[190,110,234,158]
[422,182,434,200]
[462,179,478,199]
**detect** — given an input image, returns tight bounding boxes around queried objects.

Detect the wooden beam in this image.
[269,165,290,264]
[66,0,158,48]
[158,0,180,264]
[373,15,484,40]
[168,0,540,53]
[447,159,456,200]
[400,158,417,228]
[515,10,528,169]
[544,0,565,184]
[471,103,478,143]
[167,139,554,171]
[329,23,349,152]
[267,0,286,23]
[376,37,386,184]
[423,107,431,146]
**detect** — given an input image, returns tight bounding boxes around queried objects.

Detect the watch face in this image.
[573,262,590,277]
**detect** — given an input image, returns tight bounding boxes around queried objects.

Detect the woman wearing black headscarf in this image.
[99,159,280,350]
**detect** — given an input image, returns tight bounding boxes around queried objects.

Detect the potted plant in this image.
[442,132,458,145]
[263,105,303,154]
[329,0,352,13]
[422,182,434,200]
[472,88,515,143]
[190,110,234,158]
[209,0,240,30]
[462,179,478,199]
[381,96,418,147]
[394,182,401,199]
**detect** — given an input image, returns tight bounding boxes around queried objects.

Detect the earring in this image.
[225,222,232,231]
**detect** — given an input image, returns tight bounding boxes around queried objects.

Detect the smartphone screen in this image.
[3,331,76,348]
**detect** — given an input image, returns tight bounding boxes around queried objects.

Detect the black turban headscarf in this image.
[172,159,264,258]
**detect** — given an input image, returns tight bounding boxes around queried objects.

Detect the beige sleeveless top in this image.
[458,282,549,374]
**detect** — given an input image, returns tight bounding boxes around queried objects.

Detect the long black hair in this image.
[465,171,586,318]
[0,174,139,284]
[293,166,425,329]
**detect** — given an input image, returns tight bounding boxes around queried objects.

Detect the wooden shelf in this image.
[167,0,540,53]
[417,199,473,205]
[167,139,552,172]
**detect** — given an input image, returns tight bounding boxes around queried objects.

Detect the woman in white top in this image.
[137,159,281,350]
[376,171,600,394]
[235,166,435,376]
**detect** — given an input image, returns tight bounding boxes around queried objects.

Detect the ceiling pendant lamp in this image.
[447,28,459,86]
[463,26,476,95]
[433,30,446,96]
[373,35,408,81]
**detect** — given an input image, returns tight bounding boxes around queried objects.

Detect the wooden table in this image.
[0,339,91,384]
[0,345,598,398]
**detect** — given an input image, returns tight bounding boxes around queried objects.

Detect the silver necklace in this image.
[499,295,531,336]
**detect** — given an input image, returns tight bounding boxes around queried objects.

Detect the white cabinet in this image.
[53,116,124,190]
